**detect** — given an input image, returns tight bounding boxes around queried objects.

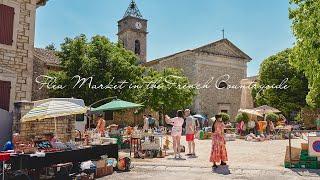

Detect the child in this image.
[210,114,228,168]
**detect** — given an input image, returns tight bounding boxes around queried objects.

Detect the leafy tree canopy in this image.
[252,49,308,118]
[48,34,145,105]
[141,68,196,114]
[289,0,320,107]
[48,34,196,113]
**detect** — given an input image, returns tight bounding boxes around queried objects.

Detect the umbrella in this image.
[253,105,281,114]
[91,99,143,126]
[193,114,205,119]
[238,108,263,117]
[91,99,143,112]
[21,98,87,137]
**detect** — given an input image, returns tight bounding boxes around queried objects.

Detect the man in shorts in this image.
[185,109,196,156]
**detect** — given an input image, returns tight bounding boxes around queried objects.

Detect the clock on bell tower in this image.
[117,0,147,64]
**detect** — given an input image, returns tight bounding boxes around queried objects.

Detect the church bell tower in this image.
[117,0,147,64]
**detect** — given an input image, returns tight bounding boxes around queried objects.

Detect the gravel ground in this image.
[100,138,320,179]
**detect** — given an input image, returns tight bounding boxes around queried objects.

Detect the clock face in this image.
[135,22,142,29]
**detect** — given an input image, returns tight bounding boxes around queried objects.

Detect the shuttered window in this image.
[0,80,11,111]
[0,4,15,45]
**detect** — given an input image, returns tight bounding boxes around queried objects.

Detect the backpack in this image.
[148,117,155,126]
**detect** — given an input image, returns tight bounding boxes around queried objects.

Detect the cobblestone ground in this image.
[101,138,320,180]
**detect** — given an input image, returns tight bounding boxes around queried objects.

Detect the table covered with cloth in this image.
[7,144,118,170]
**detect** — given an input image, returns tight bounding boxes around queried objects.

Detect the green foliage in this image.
[294,112,302,122]
[141,68,196,115]
[45,43,56,51]
[289,0,320,108]
[266,113,279,122]
[219,112,230,122]
[252,49,309,117]
[235,113,249,123]
[48,34,145,105]
[48,34,196,114]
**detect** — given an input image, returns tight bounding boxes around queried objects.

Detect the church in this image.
[118,1,252,119]
[0,0,253,121]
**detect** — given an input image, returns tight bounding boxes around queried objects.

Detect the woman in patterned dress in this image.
[210,114,228,168]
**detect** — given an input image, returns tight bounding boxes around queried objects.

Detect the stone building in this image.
[144,39,252,120]
[240,76,258,109]
[0,0,47,112]
[32,48,60,100]
[118,0,147,64]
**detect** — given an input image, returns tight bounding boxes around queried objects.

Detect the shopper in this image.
[143,114,149,131]
[148,114,156,129]
[2,133,20,151]
[210,114,228,169]
[96,114,106,136]
[185,109,196,156]
[165,110,184,159]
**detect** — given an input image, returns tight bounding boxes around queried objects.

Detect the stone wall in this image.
[32,56,48,100]
[104,108,159,127]
[14,100,75,142]
[0,0,38,112]
[147,50,248,121]
[20,116,75,142]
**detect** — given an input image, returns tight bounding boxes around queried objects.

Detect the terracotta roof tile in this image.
[34,48,60,66]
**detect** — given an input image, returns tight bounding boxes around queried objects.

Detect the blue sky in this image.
[35,0,295,76]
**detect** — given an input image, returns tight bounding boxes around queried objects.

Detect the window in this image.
[134,40,140,55]
[218,82,228,89]
[0,80,11,111]
[104,111,114,121]
[221,110,228,114]
[0,4,14,45]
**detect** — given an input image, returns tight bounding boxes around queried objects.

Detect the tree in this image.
[48,34,145,105]
[235,113,249,123]
[47,34,196,114]
[266,113,279,122]
[289,0,320,108]
[219,112,230,123]
[252,49,309,118]
[45,43,56,51]
[142,68,196,118]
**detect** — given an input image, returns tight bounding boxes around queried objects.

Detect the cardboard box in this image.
[301,143,308,151]
[95,167,106,178]
[105,165,114,175]
[284,146,301,162]
[96,160,106,168]
[95,166,113,178]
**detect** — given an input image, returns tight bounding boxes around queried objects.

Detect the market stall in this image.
[286,130,320,169]
[129,129,166,158]
[1,98,122,179]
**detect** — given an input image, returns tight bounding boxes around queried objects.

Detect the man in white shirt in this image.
[185,109,196,156]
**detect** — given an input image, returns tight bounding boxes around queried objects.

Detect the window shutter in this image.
[0,4,15,45]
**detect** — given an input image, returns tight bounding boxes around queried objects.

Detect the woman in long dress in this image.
[210,114,228,168]
[165,110,184,159]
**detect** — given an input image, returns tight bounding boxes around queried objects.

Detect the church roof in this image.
[123,0,143,19]
[144,38,252,66]
[34,48,60,66]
